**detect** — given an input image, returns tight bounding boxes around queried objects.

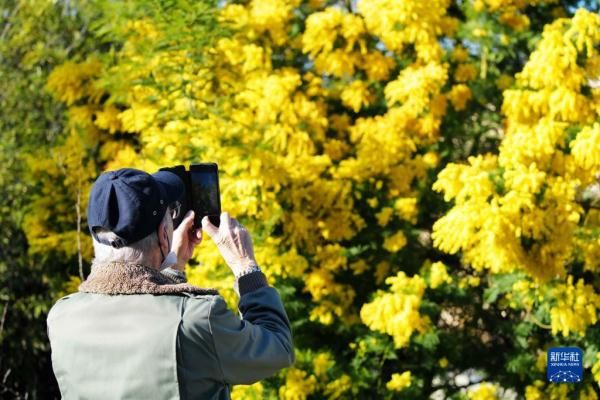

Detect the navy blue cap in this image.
[87,168,184,247]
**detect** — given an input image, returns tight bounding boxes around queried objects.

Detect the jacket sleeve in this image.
[207,273,295,384]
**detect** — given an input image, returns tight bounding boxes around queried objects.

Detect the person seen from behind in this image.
[46,168,295,399]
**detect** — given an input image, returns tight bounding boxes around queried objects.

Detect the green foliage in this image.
[0,0,97,397]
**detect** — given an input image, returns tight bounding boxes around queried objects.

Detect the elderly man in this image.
[47,168,294,399]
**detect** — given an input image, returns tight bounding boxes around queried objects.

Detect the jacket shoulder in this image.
[47,292,85,322]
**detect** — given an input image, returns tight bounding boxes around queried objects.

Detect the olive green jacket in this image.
[47,263,294,399]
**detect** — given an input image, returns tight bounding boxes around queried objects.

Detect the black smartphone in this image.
[189,163,221,228]
[159,163,221,229]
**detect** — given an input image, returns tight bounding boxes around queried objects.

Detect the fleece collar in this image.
[78,262,218,296]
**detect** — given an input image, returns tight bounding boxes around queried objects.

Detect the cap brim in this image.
[152,170,184,204]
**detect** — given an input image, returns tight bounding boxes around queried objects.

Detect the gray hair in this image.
[92,212,170,264]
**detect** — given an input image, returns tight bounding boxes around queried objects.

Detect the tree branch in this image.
[0,2,21,42]
[0,300,7,339]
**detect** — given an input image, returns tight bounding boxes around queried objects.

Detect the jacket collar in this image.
[78,262,218,296]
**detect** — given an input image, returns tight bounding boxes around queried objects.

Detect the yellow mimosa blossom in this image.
[118,103,158,132]
[362,51,395,81]
[376,207,394,227]
[231,382,264,400]
[477,0,558,13]
[46,58,103,105]
[309,304,334,325]
[434,9,600,283]
[386,371,411,392]
[570,123,600,171]
[592,355,600,385]
[458,275,481,289]
[359,0,451,62]
[302,8,367,77]
[525,380,545,400]
[249,0,297,45]
[499,10,530,31]
[315,244,347,271]
[383,231,408,252]
[385,63,448,113]
[393,197,418,223]
[94,106,122,134]
[455,64,478,82]
[549,276,600,336]
[532,350,546,372]
[303,8,343,57]
[429,261,453,288]
[452,45,469,62]
[312,352,333,377]
[447,84,472,111]
[279,368,317,400]
[468,383,498,400]
[341,80,372,112]
[361,272,429,348]
[324,374,352,399]
[525,379,580,400]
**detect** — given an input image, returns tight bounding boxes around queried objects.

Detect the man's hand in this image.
[172,210,202,271]
[202,212,258,277]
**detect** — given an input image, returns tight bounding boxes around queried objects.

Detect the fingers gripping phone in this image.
[159,163,221,229]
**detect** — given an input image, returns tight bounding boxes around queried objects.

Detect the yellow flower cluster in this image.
[433,9,600,282]
[549,275,600,337]
[473,0,558,32]
[467,383,498,400]
[571,123,600,171]
[278,367,317,400]
[506,273,600,338]
[386,371,411,392]
[312,352,333,377]
[195,0,456,324]
[358,0,456,62]
[525,379,598,400]
[323,374,352,399]
[428,261,453,289]
[505,279,537,311]
[360,272,430,348]
[303,8,367,77]
[46,58,103,105]
[230,382,263,400]
[447,84,472,110]
[593,355,600,386]
[474,0,556,13]
[455,64,478,82]
[272,350,352,400]
[22,71,99,260]
[383,231,407,253]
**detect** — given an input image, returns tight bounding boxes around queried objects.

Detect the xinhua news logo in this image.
[547,347,583,383]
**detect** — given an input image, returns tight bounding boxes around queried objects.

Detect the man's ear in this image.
[157,219,169,250]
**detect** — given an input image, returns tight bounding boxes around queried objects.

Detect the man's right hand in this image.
[201,212,259,277]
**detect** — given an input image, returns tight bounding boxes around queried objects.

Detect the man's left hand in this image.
[172,210,202,271]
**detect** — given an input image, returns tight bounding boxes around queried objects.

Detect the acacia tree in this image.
[0,0,102,397]
[15,0,600,399]
[0,0,223,397]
